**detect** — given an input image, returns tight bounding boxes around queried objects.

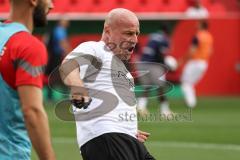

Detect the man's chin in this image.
[121,54,131,61]
[115,54,131,61]
[125,54,132,60]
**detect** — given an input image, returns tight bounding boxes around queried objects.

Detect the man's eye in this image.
[126,32,133,36]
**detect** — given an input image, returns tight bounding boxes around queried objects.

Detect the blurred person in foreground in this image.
[0,0,55,159]
[60,8,155,160]
[45,18,71,100]
[180,21,213,108]
[137,24,178,117]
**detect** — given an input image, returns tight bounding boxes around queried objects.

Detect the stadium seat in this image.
[201,0,211,8]
[51,0,70,13]
[0,0,10,12]
[224,0,240,12]
[90,0,116,12]
[136,0,164,12]
[208,0,227,14]
[38,0,228,14]
[114,0,139,12]
[68,0,92,12]
[160,0,188,12]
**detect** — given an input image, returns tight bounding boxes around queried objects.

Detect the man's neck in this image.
[9,6,33,33]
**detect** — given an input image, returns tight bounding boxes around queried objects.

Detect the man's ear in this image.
[29,0,38,7]
[104,26,111,37]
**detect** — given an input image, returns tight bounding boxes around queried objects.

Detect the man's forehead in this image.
[116,16,139,27]
[117,24,139,34]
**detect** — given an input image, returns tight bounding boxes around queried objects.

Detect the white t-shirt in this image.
[65,41,138,147]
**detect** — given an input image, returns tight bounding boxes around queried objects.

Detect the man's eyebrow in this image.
[124,30,140,34]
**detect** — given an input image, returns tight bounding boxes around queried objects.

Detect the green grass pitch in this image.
[31,97,240,160]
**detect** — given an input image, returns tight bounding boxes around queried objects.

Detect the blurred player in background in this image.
[0,0,55,159]
[45,18,71,100]
[180,20,213,108]
[137,24,178,116]
[60,8,155,160]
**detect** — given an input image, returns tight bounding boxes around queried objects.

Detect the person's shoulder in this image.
[8,31,47,61]
[73,41,101,53]
[150,32,165,43]
[9,31,46,51]
[80,41,101,47]
[198,30,212,37]
[66,41,106,61]
[65,41,97,60]
[204,30,214,42]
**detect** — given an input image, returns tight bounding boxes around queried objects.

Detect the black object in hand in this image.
[71,97,92,109]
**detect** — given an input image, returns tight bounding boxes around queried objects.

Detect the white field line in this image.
[52,137,240,151]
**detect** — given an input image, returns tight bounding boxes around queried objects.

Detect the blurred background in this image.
[1,0,240,160]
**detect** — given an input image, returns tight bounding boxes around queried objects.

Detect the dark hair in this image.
[33,0,48,27]
[159,23,170,34]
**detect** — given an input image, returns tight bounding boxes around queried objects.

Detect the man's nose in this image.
[132,34,138,44]
[49,0,54,10]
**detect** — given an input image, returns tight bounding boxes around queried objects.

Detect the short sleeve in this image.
[14,37,47,88]
[64,42,102,80]
[65,42,96,60]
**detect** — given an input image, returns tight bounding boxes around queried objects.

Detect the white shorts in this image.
[181,60,208,85]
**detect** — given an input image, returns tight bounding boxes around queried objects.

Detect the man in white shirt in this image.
[59,8,155,160]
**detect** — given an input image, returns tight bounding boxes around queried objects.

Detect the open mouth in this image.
[128,46,135,52]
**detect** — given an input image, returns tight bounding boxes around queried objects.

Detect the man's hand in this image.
[71,93,92,109]
[136,130,150,143]
[60,59,92,109]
